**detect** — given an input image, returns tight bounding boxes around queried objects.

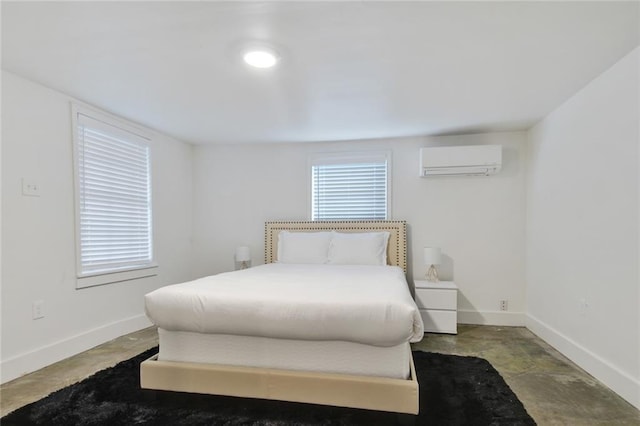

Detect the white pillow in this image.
[327,231,390,266]
[277,231,332,264]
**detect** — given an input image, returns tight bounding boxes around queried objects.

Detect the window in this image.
[72,104,156,288]
[310,152,390,221]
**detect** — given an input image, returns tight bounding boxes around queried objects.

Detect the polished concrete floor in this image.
[1,325,639,425]
[412,325,640,425]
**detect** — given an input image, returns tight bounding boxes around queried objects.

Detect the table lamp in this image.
[423,247,441,282]
[235,246,251,269]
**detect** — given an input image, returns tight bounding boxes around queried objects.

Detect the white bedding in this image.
[157,329,412,379]
[145,263,424,347]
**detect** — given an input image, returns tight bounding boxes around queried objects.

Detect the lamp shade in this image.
[423,247,441,265]
[235,246,251,262]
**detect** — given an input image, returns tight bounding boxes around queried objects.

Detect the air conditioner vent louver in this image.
[420,145,502,177]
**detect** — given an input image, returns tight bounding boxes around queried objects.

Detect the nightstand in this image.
[414,280,458,334]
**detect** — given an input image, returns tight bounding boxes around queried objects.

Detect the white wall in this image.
[526,48,639,408]
[192,131,527,325]
[0,71,194,382]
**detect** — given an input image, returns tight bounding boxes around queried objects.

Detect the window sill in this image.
[76,265,158,289]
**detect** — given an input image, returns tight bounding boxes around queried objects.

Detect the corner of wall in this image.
[527,313,640,409]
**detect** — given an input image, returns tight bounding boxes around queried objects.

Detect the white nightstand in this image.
[414,280,458,334]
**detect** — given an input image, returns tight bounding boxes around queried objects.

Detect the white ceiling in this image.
[2,1,638,145]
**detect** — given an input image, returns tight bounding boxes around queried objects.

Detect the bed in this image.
[140,220,424,414]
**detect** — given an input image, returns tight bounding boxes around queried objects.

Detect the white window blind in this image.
[75,112,154,279]
[311,155,389,221]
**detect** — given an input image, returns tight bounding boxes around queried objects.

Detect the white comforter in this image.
[145,263,424,347]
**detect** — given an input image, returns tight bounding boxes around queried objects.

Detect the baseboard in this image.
[526,313,640,410]
[1,314,152,384]
[458,309,526,326]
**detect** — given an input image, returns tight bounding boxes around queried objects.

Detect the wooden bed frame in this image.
[140,220,419,414]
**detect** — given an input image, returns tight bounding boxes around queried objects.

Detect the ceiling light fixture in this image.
[243,49,279,68]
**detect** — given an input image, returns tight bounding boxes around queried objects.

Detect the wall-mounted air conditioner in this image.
[419,145,502,177]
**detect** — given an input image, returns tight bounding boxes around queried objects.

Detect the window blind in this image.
[76,113,153,276]
[311,159,388,221]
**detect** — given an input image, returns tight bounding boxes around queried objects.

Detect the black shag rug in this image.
[2,348,535,425]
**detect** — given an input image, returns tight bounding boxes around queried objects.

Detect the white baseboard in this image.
[527,313,640,410]
[458,309,526,326]
[1,314,152,384]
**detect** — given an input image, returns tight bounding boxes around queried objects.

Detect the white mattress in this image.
[145,263,424,347]
[158,328,412,379]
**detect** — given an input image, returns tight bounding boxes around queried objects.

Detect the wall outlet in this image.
[499,299,508,311]
[579,298,589,315]
[32,300,44,320]
[22,178,41,197]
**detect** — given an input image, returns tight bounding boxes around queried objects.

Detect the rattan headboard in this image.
[265,221,407,273]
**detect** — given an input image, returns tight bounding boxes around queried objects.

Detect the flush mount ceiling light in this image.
[243,49,279,68]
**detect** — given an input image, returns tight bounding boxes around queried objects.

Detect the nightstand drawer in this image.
[420,309,457,334]
[415,288,457,310]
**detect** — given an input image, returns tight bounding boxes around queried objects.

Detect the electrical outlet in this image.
[22,178,41,197]
[579,298,589,315]
[499,300,508,311]
[32,300,44,320]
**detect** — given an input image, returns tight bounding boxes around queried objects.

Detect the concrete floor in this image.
[0,327,158,418]
[412,325,640,425]
[1,325,639,425]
